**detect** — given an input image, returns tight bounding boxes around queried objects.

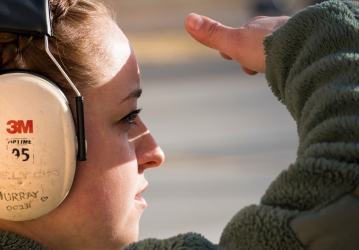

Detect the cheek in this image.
[80,120,137,192]
[86,117,136,165]
[81,160,138,214]
[71,118,140,222]
[62,158,140,238]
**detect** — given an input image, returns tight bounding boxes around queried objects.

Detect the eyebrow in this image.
[120,88,142,104]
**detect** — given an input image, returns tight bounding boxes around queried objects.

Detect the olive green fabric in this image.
[124,233,218,250]
[218,1,359,249]
[0,230,51,250]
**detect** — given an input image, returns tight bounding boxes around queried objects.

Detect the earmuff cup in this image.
[0,71,77,221]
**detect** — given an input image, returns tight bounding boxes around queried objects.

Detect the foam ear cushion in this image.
[0,71,76,221]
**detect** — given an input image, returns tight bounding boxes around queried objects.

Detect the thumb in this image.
[185,13,239,57]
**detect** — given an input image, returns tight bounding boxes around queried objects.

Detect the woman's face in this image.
[31,19,165,249]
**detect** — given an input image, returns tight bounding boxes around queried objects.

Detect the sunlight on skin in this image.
[129,130,151,142]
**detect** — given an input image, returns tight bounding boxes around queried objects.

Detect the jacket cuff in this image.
[263,0,358,121]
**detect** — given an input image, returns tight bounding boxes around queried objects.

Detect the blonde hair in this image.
[0,0,114,103]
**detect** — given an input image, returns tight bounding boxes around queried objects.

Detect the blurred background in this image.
[106,0,325,244]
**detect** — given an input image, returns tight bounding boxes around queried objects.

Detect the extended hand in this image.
[185,14,290,75]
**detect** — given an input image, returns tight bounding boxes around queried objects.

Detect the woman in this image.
[1,0,359,250]
[0,0,164,249]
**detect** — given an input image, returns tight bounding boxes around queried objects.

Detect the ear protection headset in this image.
[0,0,87,221]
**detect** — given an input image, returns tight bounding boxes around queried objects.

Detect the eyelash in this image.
[121,108,142,125]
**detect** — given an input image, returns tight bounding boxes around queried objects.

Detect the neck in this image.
[0,219,53,249]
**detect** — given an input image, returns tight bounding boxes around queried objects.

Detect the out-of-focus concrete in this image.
[112,0,249,33]
[117,0,252,64]
[127,31,221,64]
[107,0,321,64]
[137,59,298,243]
[109,0,317,33]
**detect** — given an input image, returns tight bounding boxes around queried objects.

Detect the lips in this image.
[134,196,146,204]
[135,183,148,207]
[136,183,148,197]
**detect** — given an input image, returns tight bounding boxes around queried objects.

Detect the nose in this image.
[137,141,165,174]
[131,120,165,173]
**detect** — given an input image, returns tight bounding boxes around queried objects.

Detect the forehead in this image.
[100,19,139,81]
[90,18,140,100]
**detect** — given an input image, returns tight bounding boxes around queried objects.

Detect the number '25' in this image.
[7,120,33,134]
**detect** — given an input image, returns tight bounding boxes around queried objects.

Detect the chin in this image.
[119,221,140,248]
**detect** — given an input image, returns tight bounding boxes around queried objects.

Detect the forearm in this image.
[220,1,359,249]
[262,0,359,211]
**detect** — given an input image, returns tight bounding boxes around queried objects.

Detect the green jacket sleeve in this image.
[220,0,359,249]
[124,1,359,249]
[0,230,51,250]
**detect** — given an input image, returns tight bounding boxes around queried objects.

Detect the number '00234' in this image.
[6,203,31,211]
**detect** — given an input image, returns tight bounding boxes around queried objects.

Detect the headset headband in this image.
[0,0,87,161]
[0,0,52,36]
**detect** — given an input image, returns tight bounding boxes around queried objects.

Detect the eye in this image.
[120,108,142,125]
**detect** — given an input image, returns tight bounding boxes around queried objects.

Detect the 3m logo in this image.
[6,120,33,134]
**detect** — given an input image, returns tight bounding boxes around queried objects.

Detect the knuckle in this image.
[203,21,223,46]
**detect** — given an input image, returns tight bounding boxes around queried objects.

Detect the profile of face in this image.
[11,18,165,249]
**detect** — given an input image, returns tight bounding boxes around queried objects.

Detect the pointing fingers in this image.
[185,14,291,74]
